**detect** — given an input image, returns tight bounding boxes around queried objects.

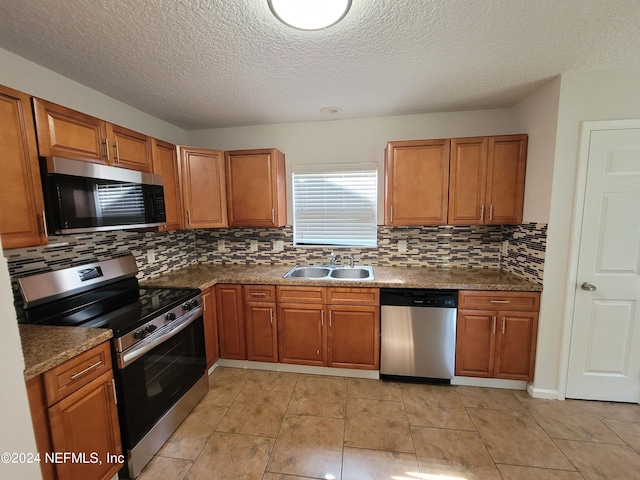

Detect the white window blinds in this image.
[292,166,377,247]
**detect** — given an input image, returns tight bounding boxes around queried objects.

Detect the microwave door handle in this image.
[117,306,203,369]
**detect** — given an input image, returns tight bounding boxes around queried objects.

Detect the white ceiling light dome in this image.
[268,0,352,31]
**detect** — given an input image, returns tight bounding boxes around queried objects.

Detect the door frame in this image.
[558,119,640,401]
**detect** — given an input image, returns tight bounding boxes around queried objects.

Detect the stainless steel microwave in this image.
[41,157,166,234]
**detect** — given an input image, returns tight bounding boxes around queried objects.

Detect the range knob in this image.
[146,324,157,334]
[165,312,177,322]
[133,329,146,340]
[182,299,199,311]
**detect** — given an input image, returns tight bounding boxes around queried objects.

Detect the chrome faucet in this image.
[347,253,355,267]
[329,252,341,265]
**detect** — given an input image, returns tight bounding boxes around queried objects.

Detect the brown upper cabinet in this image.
[384,139,451,225]
[179,146,228,229]
[33,98,153,172]
[225,148,287,227]
[449,134,527,225]
[0,85,48,249]
[386,134,527,227]
[152,139,183,231]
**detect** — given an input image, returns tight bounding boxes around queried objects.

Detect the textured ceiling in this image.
[0,0,639,129]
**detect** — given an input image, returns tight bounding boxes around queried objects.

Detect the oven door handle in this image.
[117,306,203,369]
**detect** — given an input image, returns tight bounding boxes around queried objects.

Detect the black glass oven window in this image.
[117,317,206,448]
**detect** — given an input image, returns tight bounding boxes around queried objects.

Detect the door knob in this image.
[581,282,597,292]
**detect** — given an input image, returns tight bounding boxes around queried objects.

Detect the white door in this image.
[566,124,640,402]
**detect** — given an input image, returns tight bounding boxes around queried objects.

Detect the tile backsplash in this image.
[4,222,547,308]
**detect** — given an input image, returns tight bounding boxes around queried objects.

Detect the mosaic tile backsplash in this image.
[4,223,547,311]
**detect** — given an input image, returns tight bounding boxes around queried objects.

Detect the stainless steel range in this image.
[18,255,208,478]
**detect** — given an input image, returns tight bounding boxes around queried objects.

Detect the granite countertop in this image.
[142,263,542,292]
[20,324,113,381]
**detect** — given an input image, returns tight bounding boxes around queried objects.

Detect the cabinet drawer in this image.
[327,287,380,306]
[43,342,112,406]
[458,291,540,312]
[277,286,326,304]
[244,285,276,302]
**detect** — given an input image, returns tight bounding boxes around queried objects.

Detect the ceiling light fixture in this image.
[267,0,352,31]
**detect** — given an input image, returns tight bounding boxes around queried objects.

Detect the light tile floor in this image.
[138,367,640,480]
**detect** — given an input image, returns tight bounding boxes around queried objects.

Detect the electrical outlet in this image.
[502,240,509,256]
[398,240,407,253]
[273,240,284,252]
[146,249,155,264]
[250,240,258,252]
[217,240,226,252]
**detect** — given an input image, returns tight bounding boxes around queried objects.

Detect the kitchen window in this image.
[292,165,377,247]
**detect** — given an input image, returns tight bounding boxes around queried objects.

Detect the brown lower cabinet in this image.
[455,291,540,381]
[26,342,122,480]
[277,286,380,370]
[244,285,278,362]
[215,284,246,360]
[202,287,219,368]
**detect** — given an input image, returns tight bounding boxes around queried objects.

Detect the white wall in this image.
[187,109,519,223]
[510,76,561,223]
[0,48,187,145]
[0,244,41,479]
[532,67,640,397]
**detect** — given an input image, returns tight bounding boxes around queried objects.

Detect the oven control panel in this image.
[115,293,203,353]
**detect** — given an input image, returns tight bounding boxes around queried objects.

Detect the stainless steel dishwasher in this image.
[380,289,458,383]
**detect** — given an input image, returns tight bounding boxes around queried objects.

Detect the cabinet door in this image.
[48,371,122,480]
[108,123,153,172]
[455,309,496,377]
[328,305,379,369]
[494,311,539,381]
[225,149,286,227]
[277,303,326,366]
[448,137,488,225]
[215,284,246,360]
[245,302,278,362]
[385,139,450,226]
[485,135,527,225]
[32,98,109,164]
[202,287,219,368]
[152,139,183,231]
[0,86,48,249]
[180,147,228,228]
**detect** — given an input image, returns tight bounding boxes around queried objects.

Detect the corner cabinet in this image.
[0,85,48,249]
[225,148,287,227]
[26,342,122,480]
[152,139,183,231]
[180,146,228,229]
[32,98,153,172]
[215,284,246,360]
[455,290,540,381]
[384,139,451,226]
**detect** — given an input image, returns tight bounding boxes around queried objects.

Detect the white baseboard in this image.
[527,384,560,399]
[451,376,528,390]
[216,359,380,379]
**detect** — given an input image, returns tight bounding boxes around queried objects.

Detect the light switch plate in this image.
[502,240,509,256]
[398,240,407,253]
[273,240,284,252]
[250,240,258,252]
[146,249,155,264]
[217,240,226,252]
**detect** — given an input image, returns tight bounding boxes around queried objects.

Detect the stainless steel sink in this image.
[285,266,331,278]
[329,267,373,279]
[284,265,374,281]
